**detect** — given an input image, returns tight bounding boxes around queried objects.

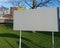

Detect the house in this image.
[0,7,25,23]
[0,7,14,23]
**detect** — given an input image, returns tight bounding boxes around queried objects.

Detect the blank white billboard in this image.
[14,7,59,32]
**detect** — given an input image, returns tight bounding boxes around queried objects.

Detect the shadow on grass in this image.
[2,23,60,38]
[0,33,19,48]
[15,30,59,38]
[0,33,19,38]
[22,31,32,33]
[21,37,46,48]
[17,41,19,45]
[21,41,30,48]
[54,32,60,38]
[38,32,60,38]
[37,31,52,36]
[4,23,13,29]
[22,31,52,37]
[4,38,15,48]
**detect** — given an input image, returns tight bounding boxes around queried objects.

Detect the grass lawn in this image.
[0,23,20,48]
[0,24,60,48]
[22,31,60,48]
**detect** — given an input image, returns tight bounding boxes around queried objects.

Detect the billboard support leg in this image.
[19,30,21,48]
[52,32,54,48]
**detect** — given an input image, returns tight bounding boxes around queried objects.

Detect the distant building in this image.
[0,11,3,18]
[0,7,25,23]
[4,7,25,18]
[4,7,17,18]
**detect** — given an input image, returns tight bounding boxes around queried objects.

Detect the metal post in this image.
[19,30,21,48]
[52,32,54,48]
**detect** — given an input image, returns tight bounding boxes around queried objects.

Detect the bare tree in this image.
[9,0,52,33]
[0,6,9,17]
[23,0,52,33]
[23,0,52,9]
[9,0,52,8]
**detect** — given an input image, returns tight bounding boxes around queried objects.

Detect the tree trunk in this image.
[32,0,37,9]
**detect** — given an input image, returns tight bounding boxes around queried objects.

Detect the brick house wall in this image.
[4,7,15,18]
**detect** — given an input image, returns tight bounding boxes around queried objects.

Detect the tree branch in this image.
[23,0,32,8]
[36,0,51,7]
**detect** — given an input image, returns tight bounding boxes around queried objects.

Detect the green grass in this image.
[21,31,52,48]
[22,31,60,48]
[0,24,20,48]
[0,24,60,48]
[54,32,60,48]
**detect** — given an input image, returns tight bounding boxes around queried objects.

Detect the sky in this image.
[0,0,60,18]
[0,0,60,8]
[0,0,12,8]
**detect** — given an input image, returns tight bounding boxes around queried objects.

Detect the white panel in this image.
[14,7,58,32]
